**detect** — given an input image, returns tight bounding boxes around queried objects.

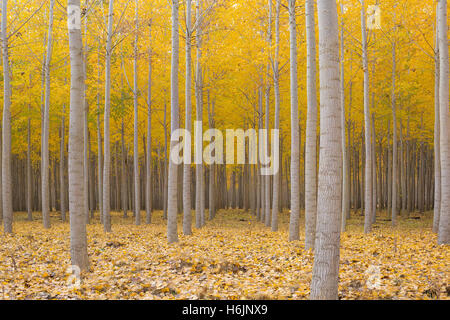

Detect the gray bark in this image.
[305,0,318,249]
[438,0,450,244]
[167,0,180,243]
[311,0,342,300]
[146,24,153,225]
[361,0,373,234]
[271,0,280,232]
[288,0,300,242]
[68,0,89,270]
[184,0,192,234]
[42,0,55,229]
[133,0,140,225]
[2,0,12,233]
[433,9,441,233]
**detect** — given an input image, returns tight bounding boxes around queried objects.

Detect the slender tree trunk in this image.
[27,104,33,221]
[167,0,180,243]
[361,0,373,233]
[60,105,66,221]
[68,0,89,270]
[391,38,398,225]
[96,43,103,224]
[102,0,114,232]
[42,0,55,229]
[433,10,441,233]
[340,2,349,232]
[183,0,193,234]
[195,0,204,229]
[438,0,450,244]
[288,0,300,242]
[2,0,13,233]
[146,24,153,225]
[305,0,318,248]
[264,0,272,227]
[311,0,342,300]
[271,0,281,232]
[133,0,141,225]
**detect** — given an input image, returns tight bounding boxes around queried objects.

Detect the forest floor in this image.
[0,208,448,300]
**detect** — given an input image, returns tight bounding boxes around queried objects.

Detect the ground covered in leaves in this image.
[0,209,448,300]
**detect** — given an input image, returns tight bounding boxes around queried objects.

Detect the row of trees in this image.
[1,0,449,299]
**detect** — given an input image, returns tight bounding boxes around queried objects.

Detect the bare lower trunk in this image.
[288,0,300,242]
[361,0,373,234]
[42,0,55,229]
[183,0,192,234]
[68,0,89,270]
[167,0,180,243]
[438,0,450,244]
[2,0,13,233]
[340,2,349,232]
[60,106,66,221]
[146,24,153,225]
[102,0,114,232]
[433,10,441,233]
[133,0,140,225]
[305,0,318,248]
[271,0,281,232]
[311,0,342,300]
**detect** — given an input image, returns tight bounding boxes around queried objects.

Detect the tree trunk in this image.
[27,103,33,221]
[271,0,281,232]
[311,0,342,300]
[433,9,441,233]
[183,0,192,234]
[133,0,141,225]
[2,0,13,233]
[42,0,55,229]
[68,0,89,270]
[195,0,204,229]
[391,38,398,225]
[60,106,66,221]
[102,0,114,232]
[361,0,373,233]
[167,0,180,243]
[288,0,300,242]
[438,0,450,244]
[146,24,153,225]
[304,0,318,248]
[340,2,349,232]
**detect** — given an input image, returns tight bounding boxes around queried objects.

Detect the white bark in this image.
[27,101,33,221]
[271,0,280,232]
[102,0,114,232]
[183,0,193,234]
[433,9,441,234]
[60,105,66,221]
[438,0,450,245]
[83,13,90,224]
[391,39,398,225]
[96,39,103,224]
[340,2,349,232]
[133,0,140,225]
[195,0,204,229]
[264,0,272,228]
[288,0,300,241]
[361,0,373,234]
[167,0,180,243]
[68,0,89,270]
[42,0,55,229]
[305,0,318,249]
[146,24,152,225]
[2,0,13,233]
[310,0,342,300]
